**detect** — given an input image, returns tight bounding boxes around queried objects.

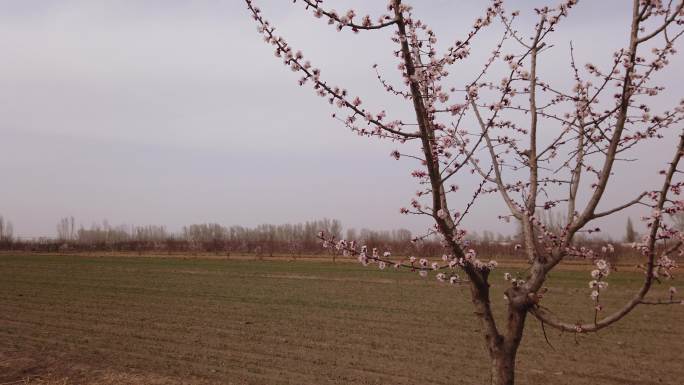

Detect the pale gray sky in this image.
[1,1,682,239]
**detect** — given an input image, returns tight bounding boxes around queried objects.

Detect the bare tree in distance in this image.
[56,216,75,242]
[246,0,684,383]
[0,215,14,243]
[625,217,638,243]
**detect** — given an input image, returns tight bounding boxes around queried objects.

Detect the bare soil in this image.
[1,254,681,384]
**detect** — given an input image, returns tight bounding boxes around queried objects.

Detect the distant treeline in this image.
[0,215,644,261]
[3,217,446,257]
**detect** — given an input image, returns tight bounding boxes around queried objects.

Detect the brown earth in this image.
[1,254,681,384]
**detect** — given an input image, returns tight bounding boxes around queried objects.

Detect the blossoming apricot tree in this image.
[246,1,684,384]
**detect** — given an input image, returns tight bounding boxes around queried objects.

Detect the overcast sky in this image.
[1,1,682,239]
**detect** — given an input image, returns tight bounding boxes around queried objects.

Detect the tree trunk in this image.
[490,304,526,385]
[490,349,517,385]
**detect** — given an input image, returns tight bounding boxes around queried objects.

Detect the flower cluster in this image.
[300,0,397,32]
[504,272,525,287]
[589,259,610,303]
[317,230,496,284]
[655,255,678,279]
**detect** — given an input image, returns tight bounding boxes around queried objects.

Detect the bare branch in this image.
[589,192,648,220]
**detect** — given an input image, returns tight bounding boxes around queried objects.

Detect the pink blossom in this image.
[595,259,609,272]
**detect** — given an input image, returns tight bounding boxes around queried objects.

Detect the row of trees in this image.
[2,217,440,256]
[0,214,647,262]
[3,212,649,246]
[53,214,665,245]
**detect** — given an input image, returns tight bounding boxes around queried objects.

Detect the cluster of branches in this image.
[247,0,684,383]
